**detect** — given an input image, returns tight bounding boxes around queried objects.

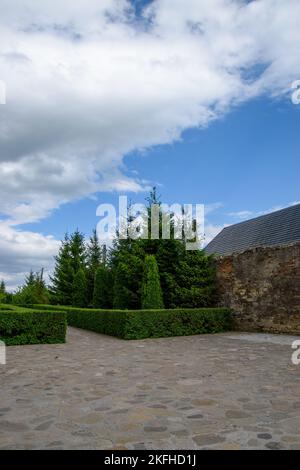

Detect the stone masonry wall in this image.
[216,243,300,334]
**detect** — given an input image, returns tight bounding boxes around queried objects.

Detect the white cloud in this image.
[229,200,300,220]
[228,210,253,220]
[204,222,227,246]
[0,0,300,285]
[0,220,59,290]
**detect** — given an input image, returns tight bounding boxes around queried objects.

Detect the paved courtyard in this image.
[1,327,300,450]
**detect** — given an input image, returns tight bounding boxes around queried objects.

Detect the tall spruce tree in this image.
[86,229,102,305]
[0,279,6,303]
[72,268,87,307]
[141,255,164,309]
[0,280,6,294]
[69,230,86,273]
[109,188,216,309]
[50,234,74,305]
[51,230,87,305]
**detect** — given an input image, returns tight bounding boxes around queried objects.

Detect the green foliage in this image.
[109,188,216,309]
[124,308,232,339]
[93,265,113,308]
[0,280,6,294]
[66,307,232,340]
[69,230,86,273]
[113,257,143,309]
[26,304,231,339]
[72,269,87,307]
[51,230,86,305]
[13,270,49,306]
[86,229,103,305]
[50,234,74,305]
[43,189,217,310]
[141,255,164,309]
[0,280,6,303]
[0,308,67,345]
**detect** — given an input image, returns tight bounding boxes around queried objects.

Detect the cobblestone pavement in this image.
[1,328,300,450]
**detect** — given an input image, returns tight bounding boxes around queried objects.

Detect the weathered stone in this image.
[144,426,167,433]
[215,243,300,334]
[193,434,226,446]
[1,327,299,450]
[225,410,250,419]
[257,433,272,440]
[0,421,29,432]
[34,420,54,431]
[265,441,284,450]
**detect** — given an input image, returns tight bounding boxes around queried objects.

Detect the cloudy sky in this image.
[0,0,299,289]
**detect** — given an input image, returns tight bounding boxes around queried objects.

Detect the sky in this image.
[0,0,299,289]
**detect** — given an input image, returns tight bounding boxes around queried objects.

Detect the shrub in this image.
[124,308,232,339]
[0,308,67,346]
[72,269,87,307]
[27,305,231,340]
[141,255,164,309]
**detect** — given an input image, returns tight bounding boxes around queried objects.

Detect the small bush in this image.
[124,308,232,339]
[27,305,231,340]
[0,308,67,346]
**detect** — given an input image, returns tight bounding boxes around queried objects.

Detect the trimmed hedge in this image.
[0,308,67,346]
[25,305,232,340]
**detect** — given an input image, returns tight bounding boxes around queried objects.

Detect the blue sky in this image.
[21,94,300,240]
[0,0,300,288]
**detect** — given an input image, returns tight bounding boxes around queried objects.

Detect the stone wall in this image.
[216,243,300,334]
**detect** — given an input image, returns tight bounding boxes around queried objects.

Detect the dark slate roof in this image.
[205,203,300,256]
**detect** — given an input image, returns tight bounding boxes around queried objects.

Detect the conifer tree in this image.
[86,229,102,305]
[13,269,49,305]
[0,279,6,303]
[72,268,87,307]
[93,265,113,309]
[50,234,74,305]
[69,230,86,273]
[0,280,6,294]
[141,255,164,309]
[113,261,139,309]
[25,270,35,287]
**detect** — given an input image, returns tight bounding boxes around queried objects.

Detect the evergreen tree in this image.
[0,280,6,294]
[174,250,216,307]
[69,230,86,273]
[86,229,102,305]
[0,279,6,303]
[50,234,74,305]
[141,255,164,309]
[110,238,144,309]
[34,268,49,305]
[93,265,113,308]
[13,269,49,305]
[25,270,35,287]
[51,230,86,305]
[72,268,87,307]
[109,188,216,309]
[113,261,141,309]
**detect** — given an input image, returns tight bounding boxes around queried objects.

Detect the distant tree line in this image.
[3,190,216,309]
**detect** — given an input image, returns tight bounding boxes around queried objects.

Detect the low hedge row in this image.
[0,308,67,346]
[25,305,232,340]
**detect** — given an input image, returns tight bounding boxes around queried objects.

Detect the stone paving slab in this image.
[0,327,299,450]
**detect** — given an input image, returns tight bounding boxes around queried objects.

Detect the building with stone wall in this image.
[205,204,300,334]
